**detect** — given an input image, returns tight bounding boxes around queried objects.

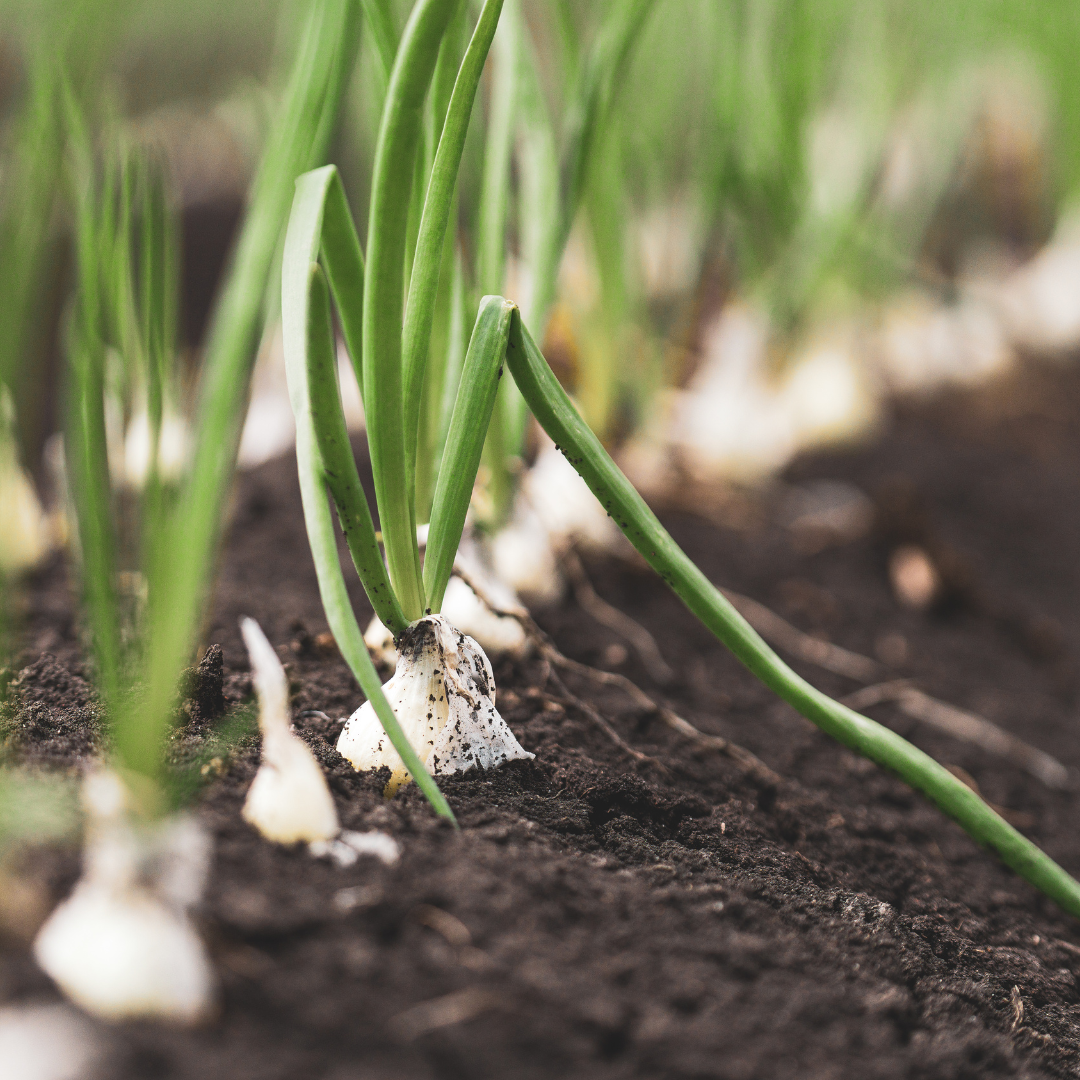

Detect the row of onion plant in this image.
[283,0,1080,923]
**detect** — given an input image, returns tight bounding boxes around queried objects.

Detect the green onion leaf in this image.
[286,165,407,635]
[362,0,460,622]
[282,198,454,824]
[402,0,506,508]
[505,310,1080,922]
[424,294,514,613]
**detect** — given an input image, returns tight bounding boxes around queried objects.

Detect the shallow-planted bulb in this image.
[240,617,340,844]
[337,615,533,792]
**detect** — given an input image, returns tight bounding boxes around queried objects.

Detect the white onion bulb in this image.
[33,771,214,1024]
[240,618,339,844]
[337,614,533,792]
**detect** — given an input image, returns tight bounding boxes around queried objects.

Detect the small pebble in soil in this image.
[889,545,941,609]
[602,643,629,667]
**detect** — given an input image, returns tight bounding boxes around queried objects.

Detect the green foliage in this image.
[361,0,461,622]
[60,0,361,809]
[403,0,505,518]
[282,0,541,820]
[137,0,361,801]
[424,295,513,612]
[500,309,1080,921]
[282,168,454,822]
[0,769,80,851]
[0,46,67,465]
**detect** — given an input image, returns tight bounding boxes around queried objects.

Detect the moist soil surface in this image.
[6,359,1080,1079]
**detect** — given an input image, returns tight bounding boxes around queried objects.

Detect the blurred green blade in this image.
[140,155,166,489]
[475,0,518,297]
[532,0,657,337]
[424,294,514,613]
[360,0,399,89]
[514,27,559,329]
[63,89,123,719]
[64,325,122,718]
[402,0,505,502]
[0,50,65,456]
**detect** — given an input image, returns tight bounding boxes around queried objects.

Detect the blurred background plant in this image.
[0,0,1079,756]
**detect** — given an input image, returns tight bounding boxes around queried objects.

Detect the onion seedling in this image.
[286,0,1080,918]
[36,0,362,1023]
[283,0,538,819]
[240,617,340,844]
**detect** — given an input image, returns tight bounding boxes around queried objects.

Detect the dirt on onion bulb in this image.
[337,615,533,793]
[240,617,339,843]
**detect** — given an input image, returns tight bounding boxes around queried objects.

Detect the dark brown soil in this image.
[6,359,1080,1079]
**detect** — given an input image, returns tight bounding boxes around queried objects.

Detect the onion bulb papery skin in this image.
[240,618,340,844]
[33,772,215,1025]
[337,615,534,793]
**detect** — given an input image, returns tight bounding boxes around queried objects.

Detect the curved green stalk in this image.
[505,311,1080,921]
[362,0,458,622]
[285,167,406,634]
[424,295,514,612]
[282,193,454,823]
[402,0,505,501]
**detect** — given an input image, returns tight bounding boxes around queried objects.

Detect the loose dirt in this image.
[4,359,1080,1079]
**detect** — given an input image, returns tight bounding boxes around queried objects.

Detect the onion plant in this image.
[34,0,362,1022]
[282,0,514,823]
[284,0,1080,923]
[63,0,360,811]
